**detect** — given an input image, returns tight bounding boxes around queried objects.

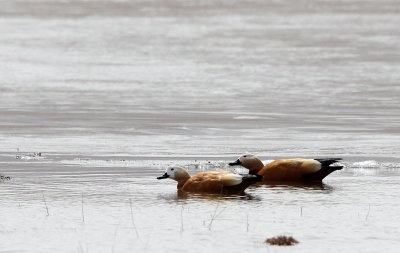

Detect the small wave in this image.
[353,168,378,176]
[60,158,160,168]
[60,159,232,171]
[353,160,379,168]
[233,116,262,120]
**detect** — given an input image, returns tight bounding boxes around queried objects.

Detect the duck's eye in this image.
[244,155,247,158]
[170,168,174,171]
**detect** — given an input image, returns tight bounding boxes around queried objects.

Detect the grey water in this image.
[1,0,400,252]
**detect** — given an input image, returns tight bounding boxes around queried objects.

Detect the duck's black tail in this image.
[315,158,343,167]
[224,175,262,194]
[242,174,263,183]
[303,158,343,182]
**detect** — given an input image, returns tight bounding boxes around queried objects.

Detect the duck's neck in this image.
[177,179,189,190]
[246,158,265,175]
[174,171,191,190]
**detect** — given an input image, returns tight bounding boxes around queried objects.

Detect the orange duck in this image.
[229,154,342,182]
[157,166,261,194]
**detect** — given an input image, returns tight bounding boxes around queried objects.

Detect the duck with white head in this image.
[157,166,262,194]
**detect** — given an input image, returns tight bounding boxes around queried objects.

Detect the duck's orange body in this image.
[182,171,231,193]
[157,167,261,194]
[259,159,321,181]
[229,155,342,182]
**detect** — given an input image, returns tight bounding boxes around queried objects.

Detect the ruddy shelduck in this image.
[229,154,343,182]
[157,166,262,194]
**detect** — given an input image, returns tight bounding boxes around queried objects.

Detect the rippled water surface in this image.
[1,0,400,252]
[1,157,400,252]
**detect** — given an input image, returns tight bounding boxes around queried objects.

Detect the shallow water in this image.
[1,157,400,253]
[1,0,400,252]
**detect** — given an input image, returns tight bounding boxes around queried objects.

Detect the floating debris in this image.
[266,236,299,246]
[16,152,44,160]
[0,175,11,182]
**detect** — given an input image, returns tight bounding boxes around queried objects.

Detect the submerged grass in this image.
[207,203,226,231]
[41,191,50,216]
[266,236,299,246]
[81,193,85,223]
[129,198,140,238]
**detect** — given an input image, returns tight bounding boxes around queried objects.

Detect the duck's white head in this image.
[229,154,257,165]
[228,154,264,174]
[157,166,190,182]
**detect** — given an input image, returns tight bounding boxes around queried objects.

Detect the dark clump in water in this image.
[0,175,11,182]
[266,235,299,246]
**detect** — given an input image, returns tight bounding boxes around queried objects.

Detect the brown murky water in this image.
[1,0,400,252]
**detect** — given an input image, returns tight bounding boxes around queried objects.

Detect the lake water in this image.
[1,0,400,252]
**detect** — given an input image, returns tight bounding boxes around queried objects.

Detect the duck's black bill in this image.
[229,159,241,166]
[157,173,169,180]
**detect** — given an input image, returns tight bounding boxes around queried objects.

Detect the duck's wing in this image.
[265,158,321,172]
[183,171,259,193]
[193,171,242,186]
[220,173,243,186]
[260,159,321,181]
[261,158,343,182]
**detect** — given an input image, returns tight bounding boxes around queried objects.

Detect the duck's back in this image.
[182,171,243,193]
[259,158,321,181]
